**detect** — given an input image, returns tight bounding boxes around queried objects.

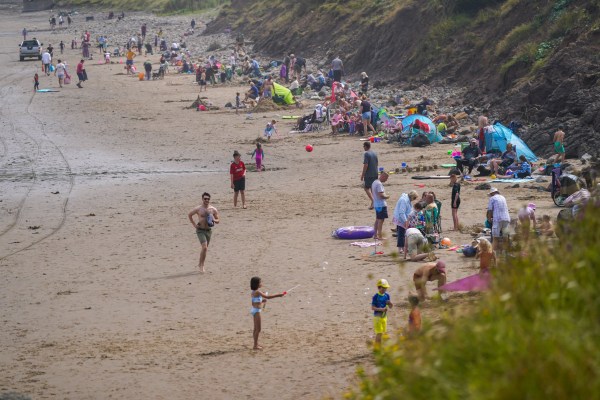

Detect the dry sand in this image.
[0,10,558,400]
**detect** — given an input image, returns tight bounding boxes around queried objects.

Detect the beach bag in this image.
[49,64,55,72]
[64,75,71,84]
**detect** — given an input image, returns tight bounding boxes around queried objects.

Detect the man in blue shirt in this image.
[245,81,259,102]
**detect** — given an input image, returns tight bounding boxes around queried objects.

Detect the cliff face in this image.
[207,0,600,158]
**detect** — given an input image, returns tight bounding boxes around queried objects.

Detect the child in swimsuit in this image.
[475,238,496,271]
[264,120,277,140]
[250,276,286,350]
[251,142,264,172]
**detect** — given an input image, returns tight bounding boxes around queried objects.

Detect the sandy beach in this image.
[0,10,560,400]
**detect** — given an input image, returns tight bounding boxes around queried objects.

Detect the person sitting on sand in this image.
[539,215,555,237]
[413,261,447,301]
[514,155,532,178]
[245,81,259,102]
[474,238,496,271]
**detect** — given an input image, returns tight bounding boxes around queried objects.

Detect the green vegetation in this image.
[346,205,600,399]
[495,22,536,56]
[550,8,590,38]
[536,38,562,60]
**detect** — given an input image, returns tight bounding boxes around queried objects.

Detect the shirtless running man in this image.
[188,192,220,272]
[553,126,566,164]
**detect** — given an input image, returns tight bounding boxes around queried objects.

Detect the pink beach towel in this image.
[435,271,490,292]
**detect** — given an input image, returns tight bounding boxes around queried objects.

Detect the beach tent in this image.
[272,82,295,105]
[401,114,442,144]
[485,122,537,162]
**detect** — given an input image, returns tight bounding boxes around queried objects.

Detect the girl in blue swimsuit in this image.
[250,276,286,350]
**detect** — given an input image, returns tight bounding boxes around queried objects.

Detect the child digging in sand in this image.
[371,279,393,347]
[250,276,286,350]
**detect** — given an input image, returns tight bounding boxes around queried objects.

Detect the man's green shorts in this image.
[196,228,212,244]
[554,141,565,154]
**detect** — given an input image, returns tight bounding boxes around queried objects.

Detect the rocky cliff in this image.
[207,0,600,158]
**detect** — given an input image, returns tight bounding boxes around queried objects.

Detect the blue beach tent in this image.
[401,114,442,144]
[486,123,537,162]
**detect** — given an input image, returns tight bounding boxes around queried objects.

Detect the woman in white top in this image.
[54,59,66,88]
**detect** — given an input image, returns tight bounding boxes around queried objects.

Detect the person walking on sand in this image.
[41,49,51,75]
[230,150,247,208]
[553,126,566,164]
[54,59,66,88]
[372,171,390,240]
[250,276,286,350]
[76,59,85,88]
[188,192,220,273]
[361,141,378,210]
[22,28,27,40]
[251,142,264,172]
[33,72,39,92]
[371,278,393,347]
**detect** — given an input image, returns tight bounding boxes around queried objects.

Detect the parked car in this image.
[19,38,43,61]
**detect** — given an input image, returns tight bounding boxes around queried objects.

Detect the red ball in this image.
[305,144,313,152]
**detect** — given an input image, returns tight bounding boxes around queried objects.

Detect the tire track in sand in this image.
[0,69,74,261]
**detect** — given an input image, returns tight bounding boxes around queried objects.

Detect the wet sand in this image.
[0,10,558,400]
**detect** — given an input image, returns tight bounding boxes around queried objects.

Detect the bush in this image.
[346,205,600,399]
[495,22,536,56]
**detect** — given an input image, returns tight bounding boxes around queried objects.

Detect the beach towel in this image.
[435,271,490,292]
[491,178,534,183]
[350,241,382,248]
